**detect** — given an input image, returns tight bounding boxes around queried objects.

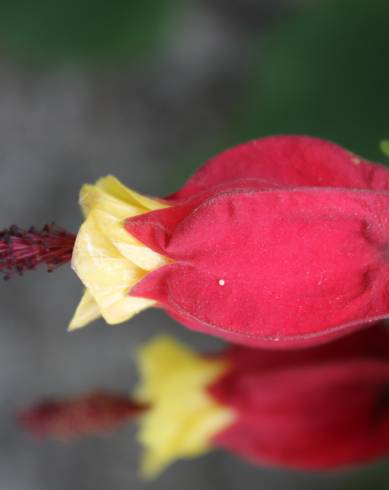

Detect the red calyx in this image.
[18,391,148,440]
[210,326,389,470]
[0,223,75,280]
[125,136,389,348]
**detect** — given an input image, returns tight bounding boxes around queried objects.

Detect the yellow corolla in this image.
[69,176,169,330]
[133,336,235,478]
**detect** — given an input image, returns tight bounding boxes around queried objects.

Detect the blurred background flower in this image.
[0,0,388,489]
[18,329,389,480]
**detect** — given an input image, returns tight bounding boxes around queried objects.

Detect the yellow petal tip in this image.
[68,290,101,331]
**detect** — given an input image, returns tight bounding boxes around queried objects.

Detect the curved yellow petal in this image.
[72,175,171,329]
[92,208,168,271]
[72,211,155,325]
[68,289,101,331]
[80,184,143,219]
[134,336,235,478]
[96,175,166,211]
[80,175,168,218]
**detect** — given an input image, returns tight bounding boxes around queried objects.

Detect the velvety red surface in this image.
[126,136,389,348]
[169,135,389,199]
[210,326,389,470]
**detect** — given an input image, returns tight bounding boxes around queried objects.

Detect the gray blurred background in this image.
[0,0,388,488]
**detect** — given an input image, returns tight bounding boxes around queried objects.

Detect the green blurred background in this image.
[0,1,388,489]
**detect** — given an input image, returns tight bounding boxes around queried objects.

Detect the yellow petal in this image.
[92,208,168,271]
[80,175,168,218]
[79,176,168,270]
[68,289,101,331]
[79,184,143,219]
[72,211,155,325]
[96,175,166,212]
[134,336,235,479]
[72,175,170,328]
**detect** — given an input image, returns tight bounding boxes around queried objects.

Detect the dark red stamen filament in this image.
[0,224,76,280]
[18,391,148,440]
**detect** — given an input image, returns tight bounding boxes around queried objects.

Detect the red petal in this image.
[129,188,389,348]
[210,326,389,470]
[168,136,389,201]
[222,324,389,370]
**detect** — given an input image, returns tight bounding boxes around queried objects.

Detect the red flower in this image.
[122,135,389,347]
[5,136,389,349]
[19,326,389,476]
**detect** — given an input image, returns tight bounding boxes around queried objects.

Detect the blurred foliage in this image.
[230,0,389,162]
[172,0,389,189]
[0,0,178,63]
[381,140,389,158]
